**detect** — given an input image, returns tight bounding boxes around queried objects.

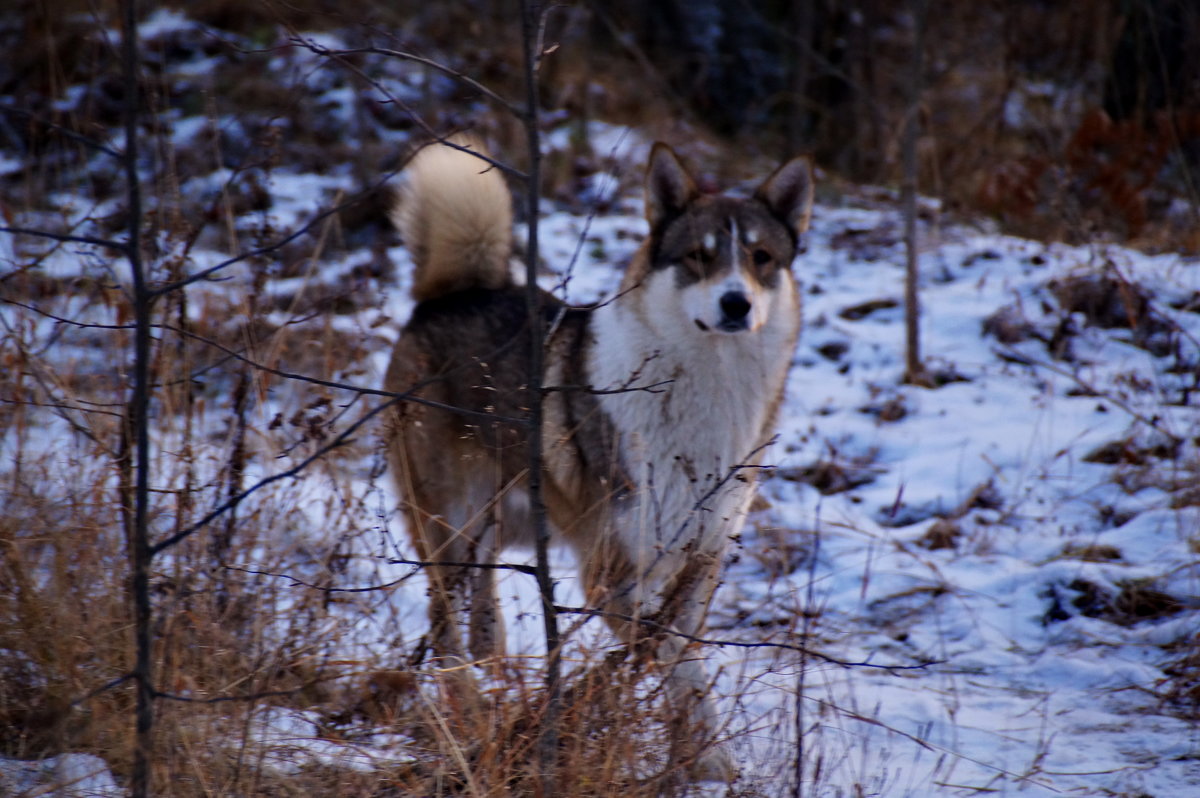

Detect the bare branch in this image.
[222,557,539,593]
[117,2,155,793]
[158,321,530,426]
[216,561,940,672]
[0,397,123,419]
[385,556,536,577]
[542,379,673,395]
[147,181,388,298]
[544,347,664,396]
[287,37,527,180]
[518,1,561,785]
[153,685,327,704]
[0,106,124,159]
[69,672,135,708]
[995,345,1183,443]
[2,297,133,330]
[0,308,121,454]
[4,293,530,437]
[148,397,394,555]
[552,604,942,672]
[293,38,523,119]
[0,225,128,253]
[546,132,633,300]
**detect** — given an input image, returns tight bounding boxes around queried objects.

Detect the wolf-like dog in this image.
[384,137,812,780]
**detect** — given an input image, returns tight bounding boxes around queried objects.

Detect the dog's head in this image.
[636,143,813,335]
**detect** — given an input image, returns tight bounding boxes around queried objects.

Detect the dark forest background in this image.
[6,0,1200,248]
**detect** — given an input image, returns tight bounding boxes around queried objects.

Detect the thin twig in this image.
[159,322,531,426]
[153,685,325,704]
[1,297,529,425]
[542,379,673,395]
[149,395,396,556]
[223,557,539,592]
[0,397,123,419]
[0,226,128,252]
[69,672,135,708]
[286,35,529,181]
[823,701,1066,792]
[213,562,940,672]
[995,345,1183,443]
[147,181,390,298]
[293,40,523,120]
[553,604,941,672]
[0,106,125,158]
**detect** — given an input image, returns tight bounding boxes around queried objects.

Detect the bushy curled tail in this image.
[391,137,513,302]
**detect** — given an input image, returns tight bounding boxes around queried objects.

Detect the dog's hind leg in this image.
[388,416,496,728]
[402,472,513,734]
[420,473,506,662]
[466,496,505,665]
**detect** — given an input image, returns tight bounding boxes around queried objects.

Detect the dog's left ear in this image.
[755,157,814,237]
[645,143,700,229]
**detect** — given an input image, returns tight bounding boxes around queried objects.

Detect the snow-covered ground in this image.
[476,194,1200,796]
[3,8,1198,796]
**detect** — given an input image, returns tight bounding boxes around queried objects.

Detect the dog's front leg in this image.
[657,623,735,782]
[602,545,737,783]
[655,554,737,783]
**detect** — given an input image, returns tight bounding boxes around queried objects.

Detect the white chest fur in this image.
[585,269,800,584]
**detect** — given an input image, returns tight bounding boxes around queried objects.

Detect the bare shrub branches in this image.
[0,4,955,794]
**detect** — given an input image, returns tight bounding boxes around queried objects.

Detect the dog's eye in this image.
[752,249,772,266]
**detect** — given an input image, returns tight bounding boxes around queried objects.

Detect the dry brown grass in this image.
[1,6,742,788]
[4,274,729,794]
[1,215,767,792]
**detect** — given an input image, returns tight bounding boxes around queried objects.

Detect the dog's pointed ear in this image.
[755,157,814,237]
[645,143,699,229]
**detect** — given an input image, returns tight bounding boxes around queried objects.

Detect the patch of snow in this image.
[0,753,122,797]
[138,8,193,39]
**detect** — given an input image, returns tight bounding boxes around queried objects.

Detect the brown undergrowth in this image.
[3,265,738,794]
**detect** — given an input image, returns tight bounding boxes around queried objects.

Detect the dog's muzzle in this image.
[716,291,752,332]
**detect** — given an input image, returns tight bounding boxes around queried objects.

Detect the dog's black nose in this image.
[719,291,752,323]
